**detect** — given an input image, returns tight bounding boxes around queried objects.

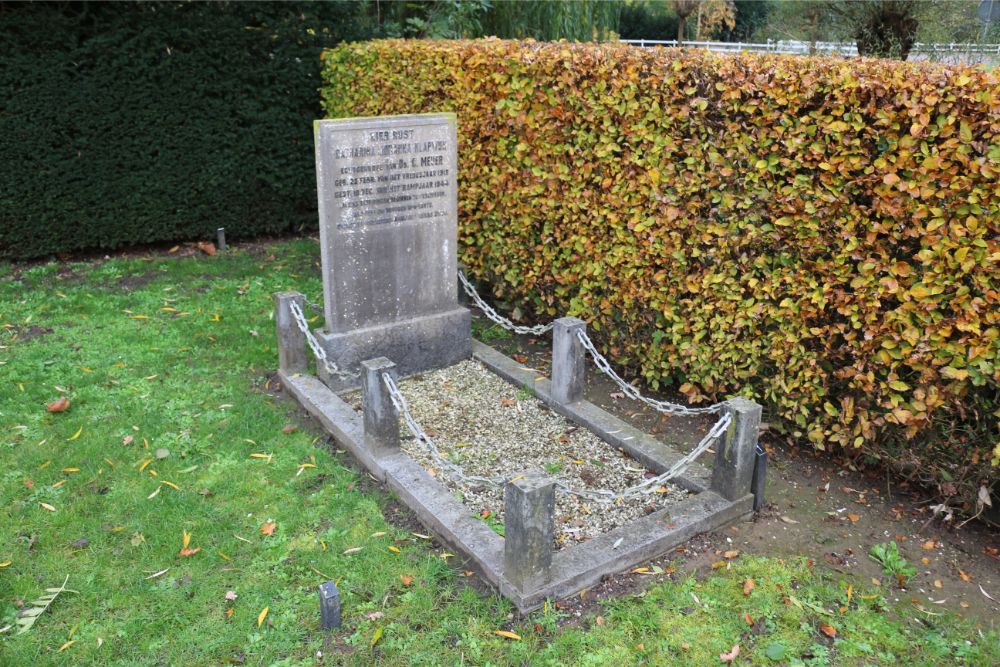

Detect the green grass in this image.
[1,240,997,665]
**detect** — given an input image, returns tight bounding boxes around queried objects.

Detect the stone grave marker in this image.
[313,113,470,389]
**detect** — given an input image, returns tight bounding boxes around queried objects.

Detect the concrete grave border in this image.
[275,292,759,612]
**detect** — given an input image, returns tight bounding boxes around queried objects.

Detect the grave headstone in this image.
[313,113,471,388]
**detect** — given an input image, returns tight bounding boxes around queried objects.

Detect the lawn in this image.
[1,239,997,665]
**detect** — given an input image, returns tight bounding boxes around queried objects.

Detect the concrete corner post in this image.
[361,357,399,457]
[551,317,587,405]
[504,470,555,592]
[274,291,307,375]
[711,397,763,501]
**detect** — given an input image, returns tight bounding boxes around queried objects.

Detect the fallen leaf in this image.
[934,580,943,589]
[494,630,521,640]
[197,241,217,256]
[512,354,529,363]
[959,570,971,582]
[225,608,234,618]
[40,502,56,512]
[921,540,937,550]
[500,398,516,407]
[370,625,383,647]
[819,624,837,638]
[400,575,413,586]
[0,561,11,568]
[743,578,755,596]
[144,568,169,580]
[387,546,401,553]
[343,547,362,554]
[257,607,268,627]
[719,644,740,662]
[724,550,740,559]
[67,426,83,441]
[366,611,384,621]
[58,640,75,652]
[178,547,201,557]
[711,560,726,569]
[779,515,799,524]
[872,577,881,586]
[46,398,70,413]
[281,424,297,434]
[846,514,861,523]
[260,521,276,537]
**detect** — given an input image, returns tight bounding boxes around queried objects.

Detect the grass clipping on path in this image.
[0,239,997,665]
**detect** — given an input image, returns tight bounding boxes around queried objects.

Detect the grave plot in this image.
[275,112,765,612]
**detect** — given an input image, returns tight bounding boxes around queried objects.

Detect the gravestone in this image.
[313,113,470,389]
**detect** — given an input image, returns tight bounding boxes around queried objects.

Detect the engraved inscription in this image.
[329,130,451,230]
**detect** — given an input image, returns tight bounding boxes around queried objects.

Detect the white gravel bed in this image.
[342,360,691,550]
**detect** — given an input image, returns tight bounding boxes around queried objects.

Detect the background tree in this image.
[618,1,680,40]
[481,0,621,41]
[828,0,919,58]
[670,0,700,41]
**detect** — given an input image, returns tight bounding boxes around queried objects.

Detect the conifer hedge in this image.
[0,2,373,259]
[320,39,999,507]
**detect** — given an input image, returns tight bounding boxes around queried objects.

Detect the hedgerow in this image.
[320,39,999,509]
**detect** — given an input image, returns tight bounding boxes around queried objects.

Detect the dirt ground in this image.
[480,317,1000,628]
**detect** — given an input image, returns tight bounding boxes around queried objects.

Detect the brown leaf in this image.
[46,397,71,413]
[846,514,861,522]
[178,547,201,557]
[723,550,740,559]
[500,398,516,407]
[958,570,971,582]
[260,521,277,537]
[719,644,740,662]
[512,354,529,363]
[281,424,297,434]
[819,624,837,638]
[122,435,134,445]
[400,575,413,586]
[921,540,937,550]
[196,241,217,256]
[743,578,755,596]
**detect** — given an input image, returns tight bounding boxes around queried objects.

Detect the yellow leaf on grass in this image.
[160,480,180,490]
[40,502,56,512]
[62,468,80,473]
[139,459,154,472]
[370,625,383,647]
[257,607,268,627]
[494,630,521,640]
[0,561,11,568]
[67,427,83,441]
[388,546,401,553]
[58,640,76,652]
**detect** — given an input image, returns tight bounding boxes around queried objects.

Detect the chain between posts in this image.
[381,372,506,487]
[574,328,727,416]
[287,300,354,380]
[380,371,733,505]
[458,271,554,336]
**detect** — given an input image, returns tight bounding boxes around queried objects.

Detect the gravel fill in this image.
[342,360,691,550]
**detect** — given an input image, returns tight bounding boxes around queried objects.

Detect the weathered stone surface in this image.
[551,317,587,405]
[361,357,399,457]
[319,581,341,630]
[504,470,555,593]
[274,291,307,375]
[313,113,470,388]
[711,397,763,501]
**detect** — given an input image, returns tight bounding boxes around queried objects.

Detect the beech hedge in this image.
[320,39,999,508]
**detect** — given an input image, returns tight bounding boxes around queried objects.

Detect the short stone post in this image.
[711,397,763,501]
[361,357,399,457]
[318,581,341,630]
[504,470,555,592]
[274,291,307,375]
[551,317,587,405]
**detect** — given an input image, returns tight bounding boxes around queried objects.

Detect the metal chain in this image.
[575,329,726,416]
[288,300,354,379]
[458,271,554,336]
[554,411,732,503]
[382,372,507,487]
[380,372,732,505]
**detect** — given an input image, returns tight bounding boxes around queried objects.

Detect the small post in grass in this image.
[318,581,341,630]
[551,317,587,405]
[274,291,307,375]
[361,357,399,457]
[216,227,227,252]
[504,470,555,592]
[711,397,763,501]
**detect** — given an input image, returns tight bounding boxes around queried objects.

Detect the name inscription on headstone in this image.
[314,113,461,337]
[329,128,452,230]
